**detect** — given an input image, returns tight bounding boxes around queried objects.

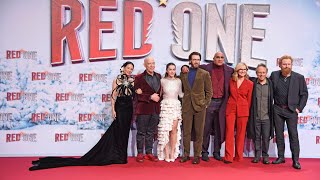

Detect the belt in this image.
[276,104,289,109]
[211,97,222,101]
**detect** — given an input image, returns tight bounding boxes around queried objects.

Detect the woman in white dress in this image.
[157,63,183,162]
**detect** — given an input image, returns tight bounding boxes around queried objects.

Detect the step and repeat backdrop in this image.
[0,0,319,157]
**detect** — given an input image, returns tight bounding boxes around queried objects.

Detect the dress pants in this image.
[202,99,222,156]
[274,105,300,161]
[254,119,271,158]
[182,107,206,157]
[225,113,248,162]
[136,114,159,154]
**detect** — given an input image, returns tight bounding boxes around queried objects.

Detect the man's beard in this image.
[281,68,292,76]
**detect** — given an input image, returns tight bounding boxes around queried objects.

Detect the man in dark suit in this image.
[247,64,274,164]
[270,55,308,170]
[199,52,233,161]
[134,57,162,163]
[179,52,213,164]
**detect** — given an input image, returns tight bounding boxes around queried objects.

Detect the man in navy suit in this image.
[270,55,308,170]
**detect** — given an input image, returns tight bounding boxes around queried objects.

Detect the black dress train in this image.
[29,77,134,171]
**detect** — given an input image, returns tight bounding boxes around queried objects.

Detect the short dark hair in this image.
[188,51,201,61]
[256,63,268,73]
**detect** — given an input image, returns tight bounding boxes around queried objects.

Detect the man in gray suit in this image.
[179,51,213,164]
[270,55,308,170]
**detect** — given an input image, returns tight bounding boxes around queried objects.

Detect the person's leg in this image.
[261,119,271,158]
[136,115,149,154]
[169,119,178,160]
[145,114,159,154]
[202,109,213,158]
[273,107,286,159]
[224,113,236,162]
[193,109,206,157]
[234,116,249,161]
[285,113,300,162]
[182,109,193,157]
[254,119,262,160]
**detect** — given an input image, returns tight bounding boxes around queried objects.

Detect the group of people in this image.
[29,52,308,171]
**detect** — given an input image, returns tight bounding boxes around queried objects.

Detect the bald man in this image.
[134,57,162,163]
[200,52,233,162]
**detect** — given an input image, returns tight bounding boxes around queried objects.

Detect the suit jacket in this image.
[270,70,308,112]
[180,68,213,112]
[134,70,162,115]
[247,77,274,140]
[226,78,253,117]
[200,63,233,142]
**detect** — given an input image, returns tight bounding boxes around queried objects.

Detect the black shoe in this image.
[263,157,270,164]
[251,158,260,163]
[292,161,301,170]
[180,156,190,163]
[223,160,232,164]
[201,154,209,162]
[213,154,222,161]
[272,158,285,164]
[192,156,200,164]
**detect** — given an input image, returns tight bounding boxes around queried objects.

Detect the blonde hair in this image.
[232,62,249,81]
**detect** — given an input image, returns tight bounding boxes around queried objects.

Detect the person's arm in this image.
[111,79,117,119]
[178,79,184,98]
[204,72,213,106]
[297,75,308,113]
[247,81,254,108]
[135,75,152,103]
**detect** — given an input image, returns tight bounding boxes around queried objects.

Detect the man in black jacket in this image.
[270,55,308,170]
[247,64,274,164]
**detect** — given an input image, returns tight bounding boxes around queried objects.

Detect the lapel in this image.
[191,68,201,91]
[142,70,156,92]
[273,71,280,90]
[288,72,296,96]
[181,72,191,92]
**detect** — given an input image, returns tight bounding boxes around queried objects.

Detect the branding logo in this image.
[7,92,37,101]
[56,92,84,102]
[6,132,37,142]
[31,112,61,122]
[6,49,37,60]
[0,71,13,81]
[102,94,112,102]
[79,72,108,82]
[55,132,84,142]
[276,57,303,67]
[305,78,320,86]
[0,113,13,121]
[31,71,61,81]
[298,116,320,125]
[79,113,107,122]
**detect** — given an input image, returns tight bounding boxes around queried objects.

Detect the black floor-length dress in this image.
[29,87,133,171]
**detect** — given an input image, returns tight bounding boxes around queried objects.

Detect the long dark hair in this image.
[120,61,134,74]
[165,62,177,78]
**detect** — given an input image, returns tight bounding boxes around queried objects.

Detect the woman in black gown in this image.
[29,62,136,171]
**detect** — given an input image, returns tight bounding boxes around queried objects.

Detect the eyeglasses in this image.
[238,69,248,71]
[215,56,224,59]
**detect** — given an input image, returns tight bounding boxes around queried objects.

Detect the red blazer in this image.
[226,78,253,117]
[134,70,162,115]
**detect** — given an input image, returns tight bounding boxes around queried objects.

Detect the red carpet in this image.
[0,157,319,180]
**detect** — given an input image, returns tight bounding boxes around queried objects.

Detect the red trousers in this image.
[224,113,248,162]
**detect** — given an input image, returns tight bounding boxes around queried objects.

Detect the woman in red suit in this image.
[224,62,253,163]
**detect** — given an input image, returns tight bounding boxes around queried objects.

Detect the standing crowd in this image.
[29,52,308,171]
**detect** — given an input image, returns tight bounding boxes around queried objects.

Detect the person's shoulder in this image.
[292,71,305,78]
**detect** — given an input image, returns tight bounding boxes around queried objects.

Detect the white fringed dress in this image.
[157,78,183,161]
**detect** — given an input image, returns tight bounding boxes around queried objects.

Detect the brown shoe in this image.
[192,156,200,164]
[136,153,144,163]
[179,156,190,163]
[145,154,159,162]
